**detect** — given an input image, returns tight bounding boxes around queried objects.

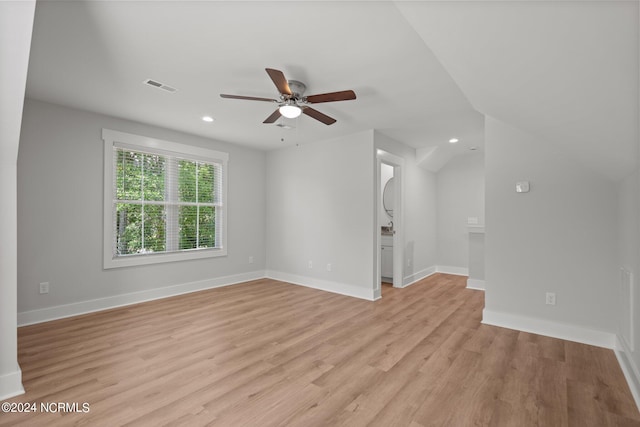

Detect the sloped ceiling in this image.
[25,0,479,162]
[395,1,639,181]
[25,1,639,178]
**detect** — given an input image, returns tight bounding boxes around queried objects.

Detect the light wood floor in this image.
[2,274,639,426]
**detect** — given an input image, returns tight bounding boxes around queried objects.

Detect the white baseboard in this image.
[265,270,375,301]
[403,266,437,288]
[466,278,485,291]
[482,309,616,349]
[615,335,640,413]
[0,365,24,400]
[17,270,266,326]
[436,265,469,276]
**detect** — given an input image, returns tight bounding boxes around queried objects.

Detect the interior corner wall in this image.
[0,0,35,400]
[436,152,484,270]
[265,130,376,299]
[619,3,640,403]
[374,131,437,284]
[617,171,640,355]
[484,116,618,339]
[17,99,266,320]
[630,0,640,389]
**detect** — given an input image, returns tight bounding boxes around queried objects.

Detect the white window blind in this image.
[103,129,228,268]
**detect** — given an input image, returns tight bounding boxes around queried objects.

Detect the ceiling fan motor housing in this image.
[287,80,306,99]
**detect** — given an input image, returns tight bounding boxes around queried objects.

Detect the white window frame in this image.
[103,129,228,269]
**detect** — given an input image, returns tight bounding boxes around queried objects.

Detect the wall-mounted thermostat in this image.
[516,181,530,193]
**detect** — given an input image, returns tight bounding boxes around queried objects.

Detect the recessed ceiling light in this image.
[202,116,214,122]
[449,138,459,143]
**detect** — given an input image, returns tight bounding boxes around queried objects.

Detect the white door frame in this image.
[375,149,404,297]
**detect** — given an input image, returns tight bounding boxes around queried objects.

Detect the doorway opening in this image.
[376,150,404,298]
[380,162,394,288]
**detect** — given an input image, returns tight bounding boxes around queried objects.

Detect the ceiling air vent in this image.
[143,79,177,93]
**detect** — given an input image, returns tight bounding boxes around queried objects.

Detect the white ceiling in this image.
[25,1,639,178]
[26,0,479,162]
[395,0,639,181]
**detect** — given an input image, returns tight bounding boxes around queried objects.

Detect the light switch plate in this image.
[516,181,530,193]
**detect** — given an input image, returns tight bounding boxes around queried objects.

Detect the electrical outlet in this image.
[39,282,49,294]
[248,256,254,264]
[326,263,332,272]
[545,292,556,305]
[308,261,313,269]
[407,258,412,267]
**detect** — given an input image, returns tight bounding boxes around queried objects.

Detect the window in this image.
[103,129,228,268]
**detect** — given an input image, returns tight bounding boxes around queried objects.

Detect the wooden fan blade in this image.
[263,109,282,124]
[265,68,292,96]
[306,90,356,104]
[220,94,277,102]
[302,107,336,125]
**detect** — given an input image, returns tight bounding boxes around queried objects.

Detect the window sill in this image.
[103,247,227,269]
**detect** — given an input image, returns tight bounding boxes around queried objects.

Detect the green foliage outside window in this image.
[178,160,216,250]
[114,150,217,256]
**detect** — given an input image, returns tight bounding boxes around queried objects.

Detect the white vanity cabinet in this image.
[381,235,393,279]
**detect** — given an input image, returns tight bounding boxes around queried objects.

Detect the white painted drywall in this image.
[484,116,618,333]
[17,99,266,314]
[618,171,639,293]
[0,0,35,399]
[436,152,484,270]
[374,131,437,284]
[0,1,36,399]
[617,168,640,398]
[265,130,375,296]
[468,232,485,282]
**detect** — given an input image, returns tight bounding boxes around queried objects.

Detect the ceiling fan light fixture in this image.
[220,68,352,125]
[279,104,302,119]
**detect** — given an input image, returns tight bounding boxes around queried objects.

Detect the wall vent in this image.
[620,267,634,351]
[143,79,177,93]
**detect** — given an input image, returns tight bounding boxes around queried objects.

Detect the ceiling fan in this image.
[220,68,356,125]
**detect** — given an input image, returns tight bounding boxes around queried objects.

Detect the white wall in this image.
[374,131,438,286]
[436,152,484,271]
[484,116,618,345]
[616,166,640,406]
[0,0,35,400]
[17,99,266,321]
[265,130,376,299]
[614,5,640,406]
[468,232,485,282]
[618,171,639,302]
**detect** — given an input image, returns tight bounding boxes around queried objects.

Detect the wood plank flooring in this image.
[1,274,639,426]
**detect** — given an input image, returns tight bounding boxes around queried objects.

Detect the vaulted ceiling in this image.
[396,1,639,181]
[25,1,638,179]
